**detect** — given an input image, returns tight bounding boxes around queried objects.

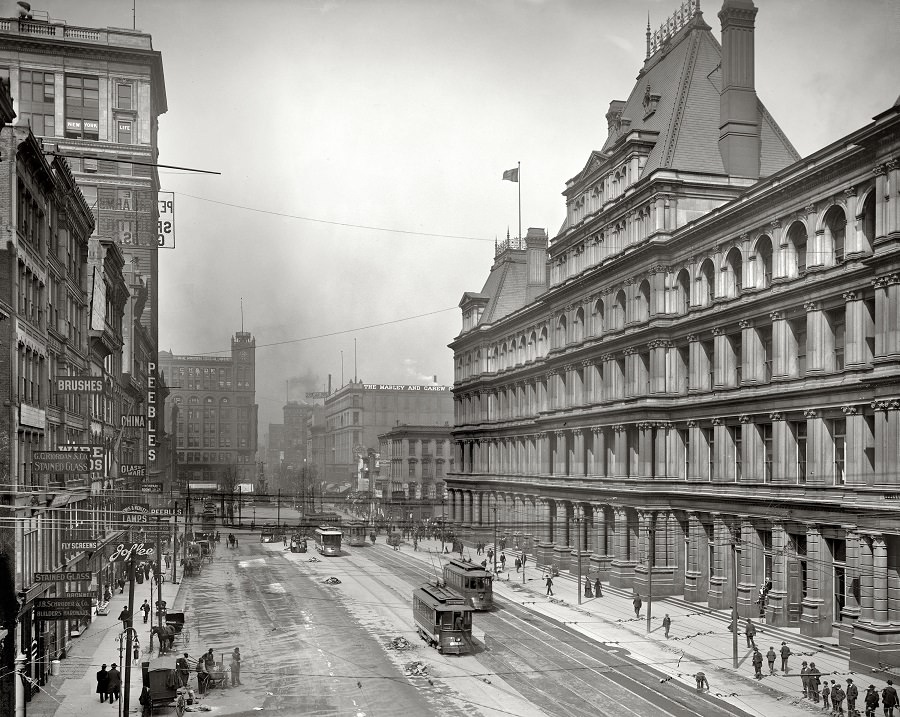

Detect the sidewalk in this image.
[24,562,185,717]
[402,537,881,717]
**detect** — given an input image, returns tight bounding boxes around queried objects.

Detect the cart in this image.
[182,555,202,577]
[388,532,402,548]
[207,662,228,690]
[197,540,214,564]
[141,665,179,715]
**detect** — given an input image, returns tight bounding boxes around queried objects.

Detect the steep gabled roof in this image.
[473,250,528,326]
[598,11,799,178]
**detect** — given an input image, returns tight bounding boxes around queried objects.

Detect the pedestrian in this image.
[204,648,215,669]
[882,680,898,717]
[96,663,109,702]
[143,562,152,581]
[766,646,777,675]
[133,642,140,666]
[594,577,602,598]
[584,577,593,598]
[832,680,846,715]
[545,574,554,596]
[118,606,131,632]
[230,648,242,686]
[802,661,811,698]
[176,653,191,688]
[487,548,494,563]
[107,663,121,702]
[865,684,880,716]
[197,659,210,696]
[823,680,832,711]
[694,671,709,691]
[140,599,151,624]
[514,557,521,573]
[752,648,763,679]
[521,553,527,570]
[781,641,792,672]
[164,552,171,569]
[847,679,859,716]
[500,553,506,571]
[745,618,757,648]
[809,662,822,703]
[633,594,642,618]
[663,614,672,639]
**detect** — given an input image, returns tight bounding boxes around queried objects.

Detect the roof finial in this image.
[507,227,510,241]
[646,11,651,59]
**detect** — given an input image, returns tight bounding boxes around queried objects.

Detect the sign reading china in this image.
[108,542,156,563]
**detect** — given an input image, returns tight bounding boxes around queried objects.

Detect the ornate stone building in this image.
[448,0,900,671]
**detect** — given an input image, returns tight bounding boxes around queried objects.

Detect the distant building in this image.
[449,0,900,672]
[159,331,258,496]
[323,382,454,491]
[378,424,454,522]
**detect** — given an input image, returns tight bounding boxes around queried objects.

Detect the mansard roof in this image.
[582,9,798,183]
[470,246,529,327]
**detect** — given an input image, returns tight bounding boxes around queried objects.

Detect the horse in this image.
[150,625,176,654]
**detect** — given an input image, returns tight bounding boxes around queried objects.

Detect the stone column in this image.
[771,412,791,483]
[874,536,889,624]
[873,274,900,360]
[613,425,627,477]
[841,529,861,634]
[741,319,763,385]
[766,522,790,626]
[712,327,729,389]
[708,515,735,610]
[610,508,636,588]
[843,291,870,368]
[654,422,670,478]
[572,429,585,477]
[649,340,670,394]
[554,430,567,476]
[473,492,482,527]
[553,500,572,574]
[462,490,472,526]
[684,512,705,602]
[805,409,830,486]
[740,415,762,483]
[805,301,828,375]
[843,186,862,258]
[859,535,875,623]
[770,311,791,380]
[687,334,704,393]
[589,504,612,581]
[801,525,831,637]
[536,498,554,568]
[637,422,654,478]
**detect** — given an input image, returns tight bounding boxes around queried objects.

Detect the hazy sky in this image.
[20,0,900,431]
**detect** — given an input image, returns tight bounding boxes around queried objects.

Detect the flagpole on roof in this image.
[517,161,522,243]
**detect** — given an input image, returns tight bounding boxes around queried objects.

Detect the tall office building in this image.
[158,331,259,499]
[449,0,900,670]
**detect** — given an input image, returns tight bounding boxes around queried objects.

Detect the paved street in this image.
[25,508,893,717]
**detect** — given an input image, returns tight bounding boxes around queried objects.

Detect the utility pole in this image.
[493,505,498,576]
[277,489,281,530]
[172,501,178,585]
[122,555,137,717]
[441,499,446,552]
[647,527,654,633]
[731,541,739,668]
[576,515,582,605]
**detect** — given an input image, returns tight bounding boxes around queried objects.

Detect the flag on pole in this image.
[502,167,519,182]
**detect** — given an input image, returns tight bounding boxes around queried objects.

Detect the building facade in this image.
[159,331,259,501]
[323,381,454,490]
[0,11,168,491]
[378,424,454,521]
[448,0,900,671]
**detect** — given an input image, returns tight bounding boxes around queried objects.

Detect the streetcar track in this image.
[370,546,752,717]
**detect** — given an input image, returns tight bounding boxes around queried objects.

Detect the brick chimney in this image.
[718,0,760,179]
[525,228,548,303]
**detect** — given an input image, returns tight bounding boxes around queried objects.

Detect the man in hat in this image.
[781,641,792,672]
[801,661,810,698]
[846,678,858,716]
[96,663,109,702]
[751,647,763,679]
[865,684,879,716]
[882,680,898,716]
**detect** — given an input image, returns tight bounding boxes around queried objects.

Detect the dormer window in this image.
[642,85,661,119]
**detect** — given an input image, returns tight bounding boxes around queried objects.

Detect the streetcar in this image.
[347,521,368,547]
[442,559,493,610]
[412,582,474,655]
[314,526,343,556]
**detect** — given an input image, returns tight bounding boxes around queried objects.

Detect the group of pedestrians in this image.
[94,662,122,703]
[800,663,891,716]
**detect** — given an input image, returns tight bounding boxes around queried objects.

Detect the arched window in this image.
[556,315,568,346]
[204,396,214,404]
[699,259,715,306]
[573,308,585,342]
[489,347,498,372]
[220,397,230,405]
[787,222,807,276]
[592,298,605,335]
[637,280,651,322]
[615,290,626,329]
[538,326,548,357]
[755,236,773,289]
[724,247,743,297]
[188,396,199,404]
[676,269,691,314]
[517,337,526,365]
[474,350,482,374]
[499,344,507,370]
[527,331,536,362]
[860,191,875,255]
[823,206,847,264]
